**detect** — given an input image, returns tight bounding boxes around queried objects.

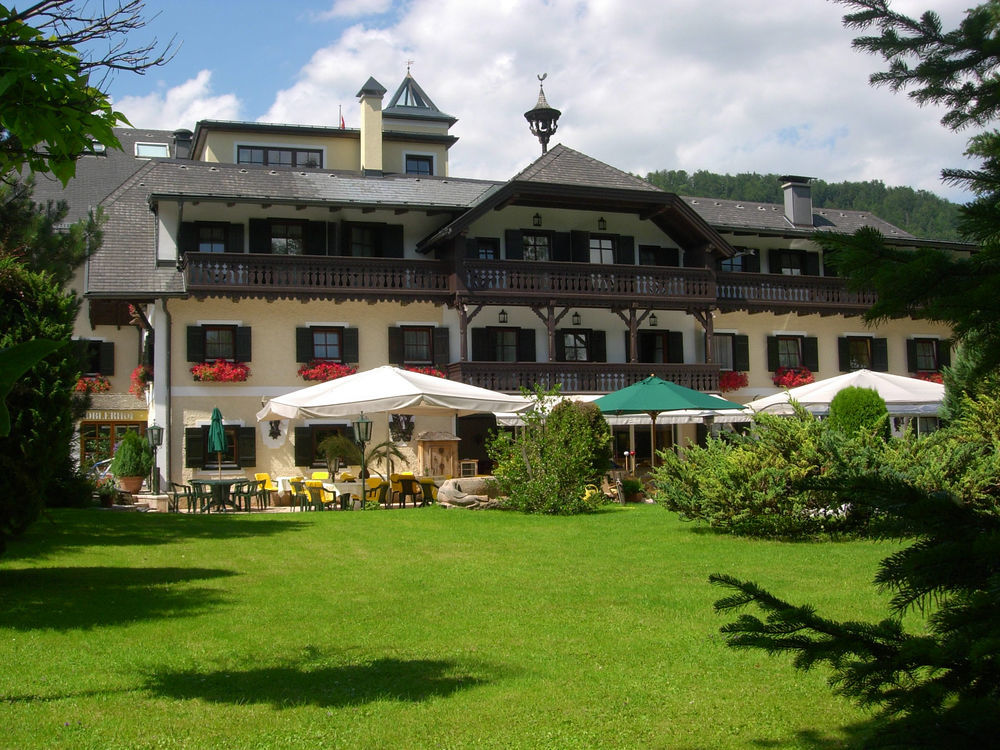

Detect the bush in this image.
[109,431,153,478]
[548,399,612,484]
[828,386,890,440]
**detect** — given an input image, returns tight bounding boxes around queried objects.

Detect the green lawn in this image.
[0,505,893,749]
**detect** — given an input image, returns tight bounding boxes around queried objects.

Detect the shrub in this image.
[828,385,890,440]
[109,431,153,478]
[548,399,612,484]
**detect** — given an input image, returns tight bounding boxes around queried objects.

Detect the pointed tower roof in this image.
[356,77,387,97]
[383,73,457,126]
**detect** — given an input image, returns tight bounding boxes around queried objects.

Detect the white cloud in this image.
[319,0,394,19]
[113,70,242,130]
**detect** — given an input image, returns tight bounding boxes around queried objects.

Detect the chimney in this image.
[172,128,193,159]
[780,175,813,228]
[357,76,387,175]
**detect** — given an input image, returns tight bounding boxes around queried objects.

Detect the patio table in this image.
[325,481,363,509]
[195,477,245,512]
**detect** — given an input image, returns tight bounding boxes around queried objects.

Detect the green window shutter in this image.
[327,222,340,256]
[387,327,404,365]
[838,337,851,371]
[937,340,951,369]
[293,427,313,467]
[187,326,204,363]
[638,330,655,363]
[768,249,781,274]
[237,427,256,468]
[906,339,918,372]
[553,232,573,262]
[296,327,313,363]
[305,221,327,256]
[744,252,760,272]
[663,247,680,267]
[667,331,684,364]
[803,252,820,276]
[616,236,635,265]
[381,224,404,258]
[802,337,819,372]
[624,330,631,362]
[433,327,450,367]
[179,222,197,254]
[590,330,607,362]
[226,223,244,253]
[235,327,252,362]
[98,341,115,375]
[343,328,359,364]
[733,335,750,371]
[249,219,269,254]
[471,328,490,361]
[872,338,889,372]
[517,328,535,362]
[185,427,205,469]
[766,336,779,372]
[568,231,587,263]
[555,329,567,362]
[504,229,523,260]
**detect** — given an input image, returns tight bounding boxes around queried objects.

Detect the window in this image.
[913,339,938,371]
[185,425,256,469]
[204,326,236,360]
[270,222,304,255]
[776,251,802,276]
[522,231,549,261]
[403,327,433,364]
[474,238,499,259]
[80,422,142,466]
[237,146,322,168]
[776,336,802,368]
[493,329,518,362]
[639,245,679,267]
[198,224,227,253]
[76,338,114,376]
[293,424,350,468]
[589,236,615,264]
[405,154,433,175]
[713,334,734,370]
[187,324,251,364]
[767,335,819,372]
[838,336,888,371]
[312,328,342,361]
[562,331,589,361]
[847,337,872,369]
[348,225,377,257]
[135,142,169,158]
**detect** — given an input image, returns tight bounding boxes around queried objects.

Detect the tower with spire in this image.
[524,74,561,154]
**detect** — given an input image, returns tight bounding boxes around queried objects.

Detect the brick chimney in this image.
[780,175,813,228]
[357,76,387,175]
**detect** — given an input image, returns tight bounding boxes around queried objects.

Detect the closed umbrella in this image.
[207,407,228,480]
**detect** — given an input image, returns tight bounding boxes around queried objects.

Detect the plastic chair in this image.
[311,470,330,480]
[254,473,277,507]
[304,479,328,510]
[389,474,403,508]
[288,478,310,512]
[187,480,212,513]
[167,482,189,513]
[417,477,438,506]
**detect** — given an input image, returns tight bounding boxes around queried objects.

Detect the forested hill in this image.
[643,169,962,241]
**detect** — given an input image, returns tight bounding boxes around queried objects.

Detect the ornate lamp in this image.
[498,309,508,324]
[649,313,658,327]
[146,422,163,494]
[598,217,607,231]
[572,311,582,326]
[524,74,561,155]
[352,412,373,487]
[532,213,542,227]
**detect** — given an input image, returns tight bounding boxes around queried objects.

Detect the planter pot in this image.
[98,493,115,508]
[117,475,144,494]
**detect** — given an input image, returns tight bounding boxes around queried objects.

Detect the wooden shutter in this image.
[98,341,115,375]
[744,252,760,272]
[293,427,313,467]
[226,223,244,253]
[178,222,197,254]
[590,330,607,363]
[296,327,313,363]
[768,249,782,274]
[185,427,205,469]
[616,236,635,265]
[249,219,269,254]
[667,331,684,364]
[237,427,256,468]
[766,336,779,372]
[872,338,889,372]
[187,326,204,363]
[305,221,327,256]
[555,329,567,362]
[504,229,523,260]
[906,339,918,372]
[517,328,536,362]
[433,327,450,367]
[662,247,680,267]
[569,231,588,263]
[937,340,951,369]
[235,327,252,362]
[838,337,851,371]
[381,224,404,258]
[624,330,632,363]
[553,232,573,262]
[327,222,340,256]
[803,252,820,276]
[802,337,819,372]
[733,335,750,372]
[471,328,490,361]
[343,328,359,364]
[387,327,404,365]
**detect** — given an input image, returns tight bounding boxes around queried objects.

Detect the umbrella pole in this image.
[648,411,659,468]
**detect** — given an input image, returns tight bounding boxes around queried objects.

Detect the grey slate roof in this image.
[512,144,661,192]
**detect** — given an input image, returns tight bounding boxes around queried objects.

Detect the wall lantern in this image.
[498,309,508,324]
[597,216,607,231]
[572,311,582,326]
[649,313,658,327]
[146,422,163,494]
[532,213,542,227]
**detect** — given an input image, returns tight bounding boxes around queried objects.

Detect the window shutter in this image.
[803,252,820,276]
[343,328,359,364]
[616,236,635,265]
[296,327,313,363]
[872,338,889,371]
[682,248,704,268]
[822,254,837,277]
[590,330,607,362]
[638,330,655,363]
[387,327,404,365]
[504,229,523,260]
[744,252,760,272]
[185,427,205,469]
[237,427,256,467]
[667,331,684,364]
[305,221,327,256]
[802,337,819,372]
[768,249,782,274]
[766,336,779,372]
[249,219,269,254]
[906,339,918,372]
[226,223,244,253]
[327,222,340,256]
[555,330,567,362]
[838,337,851,371]
[569,231,588,263]
[937,340,951,369]
[663,247,680,267]
[517,328,535,362]
[553,232,573,262]
[381,224,404,258]
[293,427,313,467]
[471,328,490,361]
[235,327,252,362]
[733,335,750,371]
[433,327,450,367]
[624,330,632,362]
[187,326,204,363]
[98,341,115,375]
[179,222,197,254]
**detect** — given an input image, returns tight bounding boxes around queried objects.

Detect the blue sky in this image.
[104,0,977,204]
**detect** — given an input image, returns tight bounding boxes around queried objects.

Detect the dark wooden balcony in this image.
[460,259,715,308]
[446,361,720,394]
[716,272,876,315]
[184,252,453,302]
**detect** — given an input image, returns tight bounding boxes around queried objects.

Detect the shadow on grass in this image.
[145,657,489,708]
[5,509,310,561]
[0,566,234,631]
[750,718,880,749]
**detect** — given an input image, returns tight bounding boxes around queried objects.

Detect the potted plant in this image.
[317,433,362,477]
[109,430,153,494]
[621,477,645,502]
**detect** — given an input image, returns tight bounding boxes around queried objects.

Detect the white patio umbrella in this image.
[257,365,533,421]
[745,369,945,416]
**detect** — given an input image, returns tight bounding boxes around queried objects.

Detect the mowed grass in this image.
[0,505,895,749]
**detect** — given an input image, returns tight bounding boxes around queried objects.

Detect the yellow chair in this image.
[288,477,310,512]
[311,470,330,480]
[254,472,277,508]
[304,479,330,510]
[338,471,356,482]
[389,474,403,508]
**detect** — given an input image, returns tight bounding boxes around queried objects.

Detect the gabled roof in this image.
[383,73,458,126]
[512,144,659,192]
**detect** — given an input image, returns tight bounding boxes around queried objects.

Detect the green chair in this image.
[288,478,310,512]
[168,482,188,513]
[231,480,258,512]
[187,480,212,513]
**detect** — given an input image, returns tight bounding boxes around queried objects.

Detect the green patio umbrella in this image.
[207,407,228,480]
[593,376,745,466]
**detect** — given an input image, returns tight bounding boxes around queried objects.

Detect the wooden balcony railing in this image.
[460,259,715,307]
[446,361,720,394]
[185,253,452,301]
[716,272,876,314]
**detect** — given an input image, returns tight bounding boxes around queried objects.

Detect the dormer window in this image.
[135,142,170,158]
[405,154,433,175]
[237,146,323,168]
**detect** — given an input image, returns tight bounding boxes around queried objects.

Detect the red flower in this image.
[75,375,111,394]
[404,366,447,378]
[297,360,358,382]
[129,364,152,400]
[191,360,250,382]
[718,370,749,392]
[772,366,814,388]
[916,371,944,384]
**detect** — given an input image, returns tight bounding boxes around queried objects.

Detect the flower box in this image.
[191,360,250,382]
[297,360,357,382]
[916,371,944,384]
[772,366,814,388]
[718,370,749,392]
[129,364,152,400]
[75,375,111,394]
[405,366,447,378]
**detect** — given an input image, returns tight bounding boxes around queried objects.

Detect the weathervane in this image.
[524,73,561,155]
[406,59,415,74]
